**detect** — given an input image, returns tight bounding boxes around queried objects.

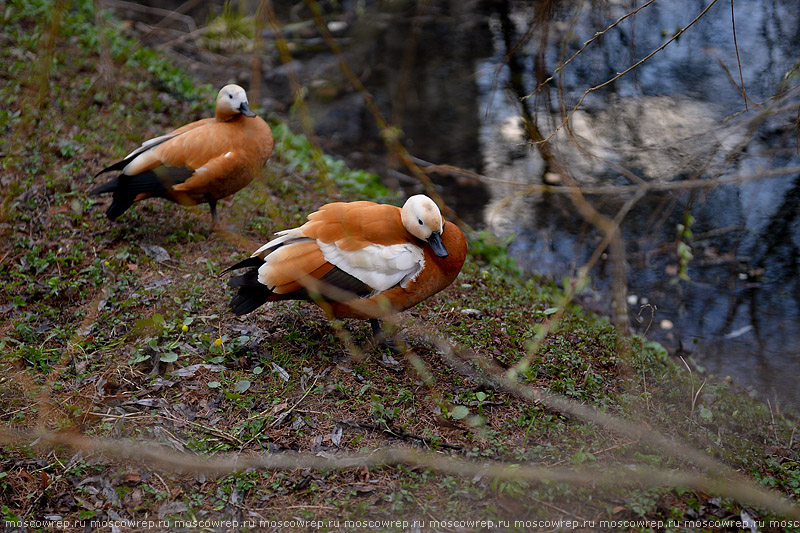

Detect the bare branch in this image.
[533,0,721,147]
[2,428,798,519]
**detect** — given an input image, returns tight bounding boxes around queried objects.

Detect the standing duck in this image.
[224,195,467,338]
[90,84,273,223]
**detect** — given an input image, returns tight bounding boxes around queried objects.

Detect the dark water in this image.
[472,0,800,408]
[121,0,800,408]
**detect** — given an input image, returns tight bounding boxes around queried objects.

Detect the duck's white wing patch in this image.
[319,241,424,292]
[252,227,308,257]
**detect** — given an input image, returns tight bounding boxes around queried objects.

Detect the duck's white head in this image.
[216,84,256,120]
[401,195,448,257]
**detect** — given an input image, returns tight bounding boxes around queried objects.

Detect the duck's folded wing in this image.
[94,119,214,177]
[250,201,424,299]
[255,240,372,300]
[305,202,408,250]
[294,202,426,292]
[93,133,181,177]
[317,241,424,292]
[121,124,224,175]
[89,165,195,200]
[258,241,328,294]
[254,237,423,299]
[170,149,251,193]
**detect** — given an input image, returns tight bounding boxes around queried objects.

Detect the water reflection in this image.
[476,0,800,408]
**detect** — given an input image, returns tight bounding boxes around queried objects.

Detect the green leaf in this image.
[129,353,150,364]
[160,352,178,363]
[207,381,221,388]
[572,449,596,465]
[699,406,713,423]
[543,307,560,316]
[475,391,487,402]
[450,405,469,420]
[644,341,668,361]
[253,366,263,375]
[131,317,153,333]
[152,313,165,328]
[234,380,251,393]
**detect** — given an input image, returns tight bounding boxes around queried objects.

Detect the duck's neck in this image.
[215,110,241,122]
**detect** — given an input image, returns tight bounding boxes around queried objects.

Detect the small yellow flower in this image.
[181,325,189,332]
[214,338,222,347]
[104,261,110,267]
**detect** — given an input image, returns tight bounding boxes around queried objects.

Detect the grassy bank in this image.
[1,1,798,530]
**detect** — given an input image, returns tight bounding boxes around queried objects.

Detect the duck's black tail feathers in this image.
[90,166,194,221]
[89,176,136,221]
[226,257,273,316]
[106,189,136,221]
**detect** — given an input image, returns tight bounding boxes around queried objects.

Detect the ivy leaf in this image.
[160,352,178,363]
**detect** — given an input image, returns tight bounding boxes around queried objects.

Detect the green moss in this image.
[270,122,393,201]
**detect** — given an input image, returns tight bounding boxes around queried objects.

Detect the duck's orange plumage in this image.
[90,84,273,222]
[224,195,467,322]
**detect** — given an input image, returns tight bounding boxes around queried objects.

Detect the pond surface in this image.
[122,0,800,408]
[469,0,800,409]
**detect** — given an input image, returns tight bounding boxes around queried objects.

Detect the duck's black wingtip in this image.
[228,286,272,316]
[94,159,128,178]
[221,256,265,276]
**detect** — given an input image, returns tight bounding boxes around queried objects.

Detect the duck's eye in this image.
[418,218,423,225]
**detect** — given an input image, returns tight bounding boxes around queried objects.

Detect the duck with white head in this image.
[224,194,467,344]
[90,84,273,224]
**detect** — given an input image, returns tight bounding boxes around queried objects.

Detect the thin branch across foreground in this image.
[1,423,798,520]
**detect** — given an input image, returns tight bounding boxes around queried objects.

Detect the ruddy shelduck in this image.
[224,195,467,337]
[90,84,273,223]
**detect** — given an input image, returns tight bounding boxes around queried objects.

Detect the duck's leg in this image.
[370,319,382,338]
[209,199,218,225]
[370,319,401,354]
